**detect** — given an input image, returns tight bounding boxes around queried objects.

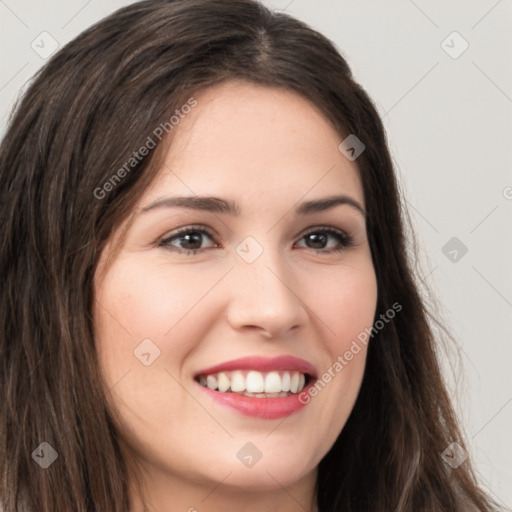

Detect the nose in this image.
[226,245,308,339]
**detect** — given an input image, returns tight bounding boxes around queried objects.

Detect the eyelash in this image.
[158,224,355,256]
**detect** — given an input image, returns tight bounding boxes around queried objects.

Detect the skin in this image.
[93,80,378,512]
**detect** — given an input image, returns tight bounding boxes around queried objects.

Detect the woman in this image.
[0,0,498,511]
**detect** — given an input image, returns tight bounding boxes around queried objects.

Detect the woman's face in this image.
[93,80,377,502]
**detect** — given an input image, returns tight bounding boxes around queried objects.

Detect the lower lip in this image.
[196,381,315,419]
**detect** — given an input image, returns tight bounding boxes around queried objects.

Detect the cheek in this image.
[325,265,377,385]
[93,258,217,448]
[95,255,221,340]
[306,260,378,350]
[296,260,377,443]
[93,256,228,384]
[99,259,198,336]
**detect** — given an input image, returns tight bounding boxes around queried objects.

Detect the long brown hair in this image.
[0,1,497,510]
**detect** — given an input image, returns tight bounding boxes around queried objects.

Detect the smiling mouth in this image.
[195,370,311,398]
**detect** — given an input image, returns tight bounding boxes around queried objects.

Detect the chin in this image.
[202,441,318,490]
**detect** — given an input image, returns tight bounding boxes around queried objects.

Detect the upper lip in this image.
[195,356,317,378]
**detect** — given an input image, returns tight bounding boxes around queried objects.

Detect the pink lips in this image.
[195,355,317,419]
[196,355,317,378]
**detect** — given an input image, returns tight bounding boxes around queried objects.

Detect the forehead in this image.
[140,80,364,209]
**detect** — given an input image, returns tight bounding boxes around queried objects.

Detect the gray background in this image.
[1,0,511,507]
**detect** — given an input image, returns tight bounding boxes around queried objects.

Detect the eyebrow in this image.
[140,194,366,218]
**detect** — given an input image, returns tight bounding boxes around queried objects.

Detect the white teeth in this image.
[281,371,291,392]
[246,371,264,393]
[206,375,217,390]
[217,372,230,392]
[230,371,245,392]
[197,369,309,395]
[290,372,300,393]
[264,371,282,393]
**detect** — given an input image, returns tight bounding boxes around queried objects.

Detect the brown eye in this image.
[159,226,218,254]
[296,227,354,253]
